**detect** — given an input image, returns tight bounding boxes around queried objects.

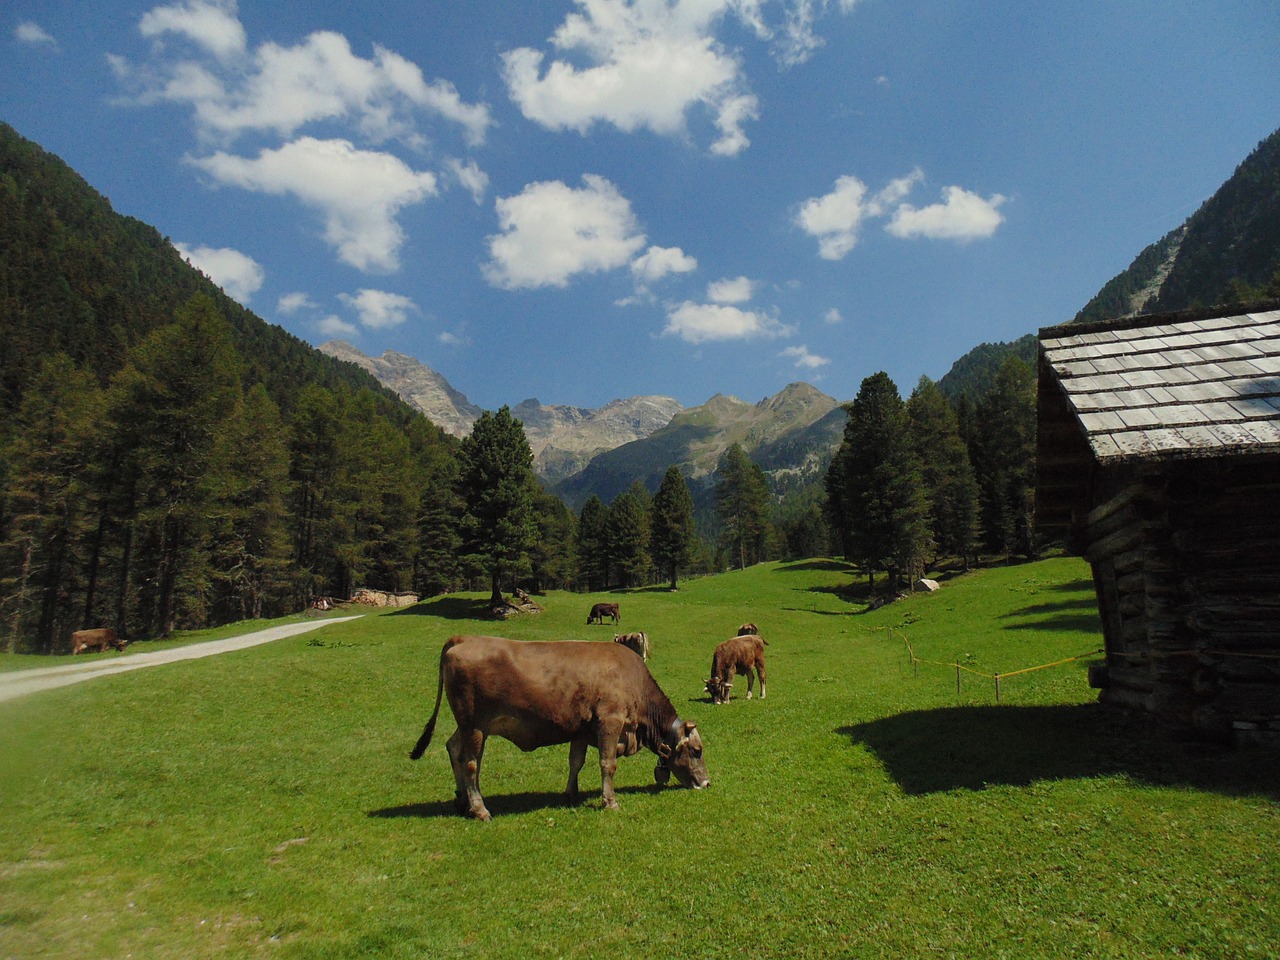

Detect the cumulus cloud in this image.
[173,241,264,304]
[118,2,491,145]
[663,301,793,344]
[339,289,417,329]
[501,0,756,155]
[794,170,920,259]
[631,245,698,284]
[484,174,646,290]
[16,22,57,46]
[796,169,1005,257]
[277,291,318,314]
[139,0,246,62]
[707,275,755,304]
[886,185,1007,241]
[824,307,843,324]
[189,137,437,272]
[318,315,359,337]
[780,344,830,369]
[446,158,489,205]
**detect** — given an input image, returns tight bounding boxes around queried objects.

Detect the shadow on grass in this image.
[368,784,668,819]
[389,597,491,620]
[840,703,1280,801]
[776,559,857,574]
[1000,592,1103,634]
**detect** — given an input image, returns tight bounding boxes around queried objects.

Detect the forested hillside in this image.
[0,123,469,653]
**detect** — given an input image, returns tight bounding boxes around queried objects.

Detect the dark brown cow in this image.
[705,634,767,704]
[71,628,125,655]
[613,631,650,661]
[586,602,620,625]
[737,622,760,637]
[409,635,709,820]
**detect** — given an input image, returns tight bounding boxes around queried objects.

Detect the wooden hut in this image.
[1037,301,1280,745]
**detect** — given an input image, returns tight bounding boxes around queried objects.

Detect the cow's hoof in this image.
[470,806,492,822]
[603,799,621,811]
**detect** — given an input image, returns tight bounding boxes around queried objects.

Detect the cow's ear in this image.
[683,721,698,735]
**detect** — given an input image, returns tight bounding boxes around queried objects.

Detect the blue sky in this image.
[4,1,1278,412]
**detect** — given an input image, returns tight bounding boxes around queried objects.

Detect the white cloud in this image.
[484,174,646,290]
[173,241,264,304]
[277,291,317,314]
[501,0,755,155]
[663,301,793,344]
[631,245,698,283]
[318,315,358,337]
[886,185,1007,241]
[120,6,491,145]
[189,137,438,272]
[707,276,754,303]
[339,289,417,329]
[446,158,489,205]
[794,170,921,260]
[780,344,830,369]
[16,22,57,46]
[824,307,843,324]
[439,330,468,347]
[139,0,246,62]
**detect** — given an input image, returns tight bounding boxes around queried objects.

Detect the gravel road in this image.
[0,616,363,704]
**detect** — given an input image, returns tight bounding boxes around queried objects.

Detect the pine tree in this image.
[827,372,932,596]
[972,357,1037,563]
[907,377,981,570]
[606,489,651,587]
[576,496,610,591]
[651,465,697,590]
[457,406,538,607]
[714,443,771,570]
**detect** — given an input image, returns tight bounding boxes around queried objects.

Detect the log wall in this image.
[1084,458,1280,747]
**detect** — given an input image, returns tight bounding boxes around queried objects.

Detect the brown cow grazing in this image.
[71,628,125,655]
[737,622,761,638]
[409,635,709,820]
[705,634,767,705]
[614,631,650,661]
[586,602,620,625]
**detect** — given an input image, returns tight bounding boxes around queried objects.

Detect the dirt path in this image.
[0,616,364,704]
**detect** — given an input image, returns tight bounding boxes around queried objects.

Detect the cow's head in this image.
[654,720,709,790]
[704,676,732,704]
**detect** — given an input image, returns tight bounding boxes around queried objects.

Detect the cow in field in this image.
[587,602,620,625]
[614,631,650,661]
[737,622,760,638]
[71,628,125,655]
[705,633,767,704]
[409,635,709,820]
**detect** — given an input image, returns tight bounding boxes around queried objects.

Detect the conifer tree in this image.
[714,443,772,570]
[651,465,697,590]
[971,357,1037,562]
[827,372,932,596]
[907,377,981,569]
[576,495,610,591]
[606,489,651,587]
[457,406,538,607]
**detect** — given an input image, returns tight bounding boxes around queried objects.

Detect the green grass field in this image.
[3,557,1278,959]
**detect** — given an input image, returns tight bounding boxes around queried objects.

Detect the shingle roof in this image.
[1039,306,1280,463]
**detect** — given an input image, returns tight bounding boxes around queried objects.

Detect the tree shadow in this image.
[840,703,1280,801]
[389,597,491,620]
[1000,593,1103,634]
[775,559,857,574]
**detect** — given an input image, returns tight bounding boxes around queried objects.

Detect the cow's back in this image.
[442,635,654,746]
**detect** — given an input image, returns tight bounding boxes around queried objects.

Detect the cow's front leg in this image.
[595,721,623,810]
[447,727,491,821]
[566,736,589,802]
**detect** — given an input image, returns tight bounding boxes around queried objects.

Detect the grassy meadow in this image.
[3,556,1279,959]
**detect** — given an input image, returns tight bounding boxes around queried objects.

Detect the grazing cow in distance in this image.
[70,628,125,655]
[409,635,709,820]
[587,602,620,625]
[614,631,650,661]
[737,622,761,638]
[705,634,767,705]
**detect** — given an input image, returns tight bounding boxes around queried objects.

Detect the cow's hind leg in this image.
[744,667,755,700]
[757,656,767,699]
[446,727,491,821]
[566,736,590,802]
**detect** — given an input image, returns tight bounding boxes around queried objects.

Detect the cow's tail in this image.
[409,638,452,760]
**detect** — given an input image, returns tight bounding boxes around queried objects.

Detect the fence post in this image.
[955,663,962,697]
[995,673,1001,703]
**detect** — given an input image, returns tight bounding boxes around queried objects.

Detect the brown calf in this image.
[705,634,767,705]
[71,628,125,655]
[587,602,620,625]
